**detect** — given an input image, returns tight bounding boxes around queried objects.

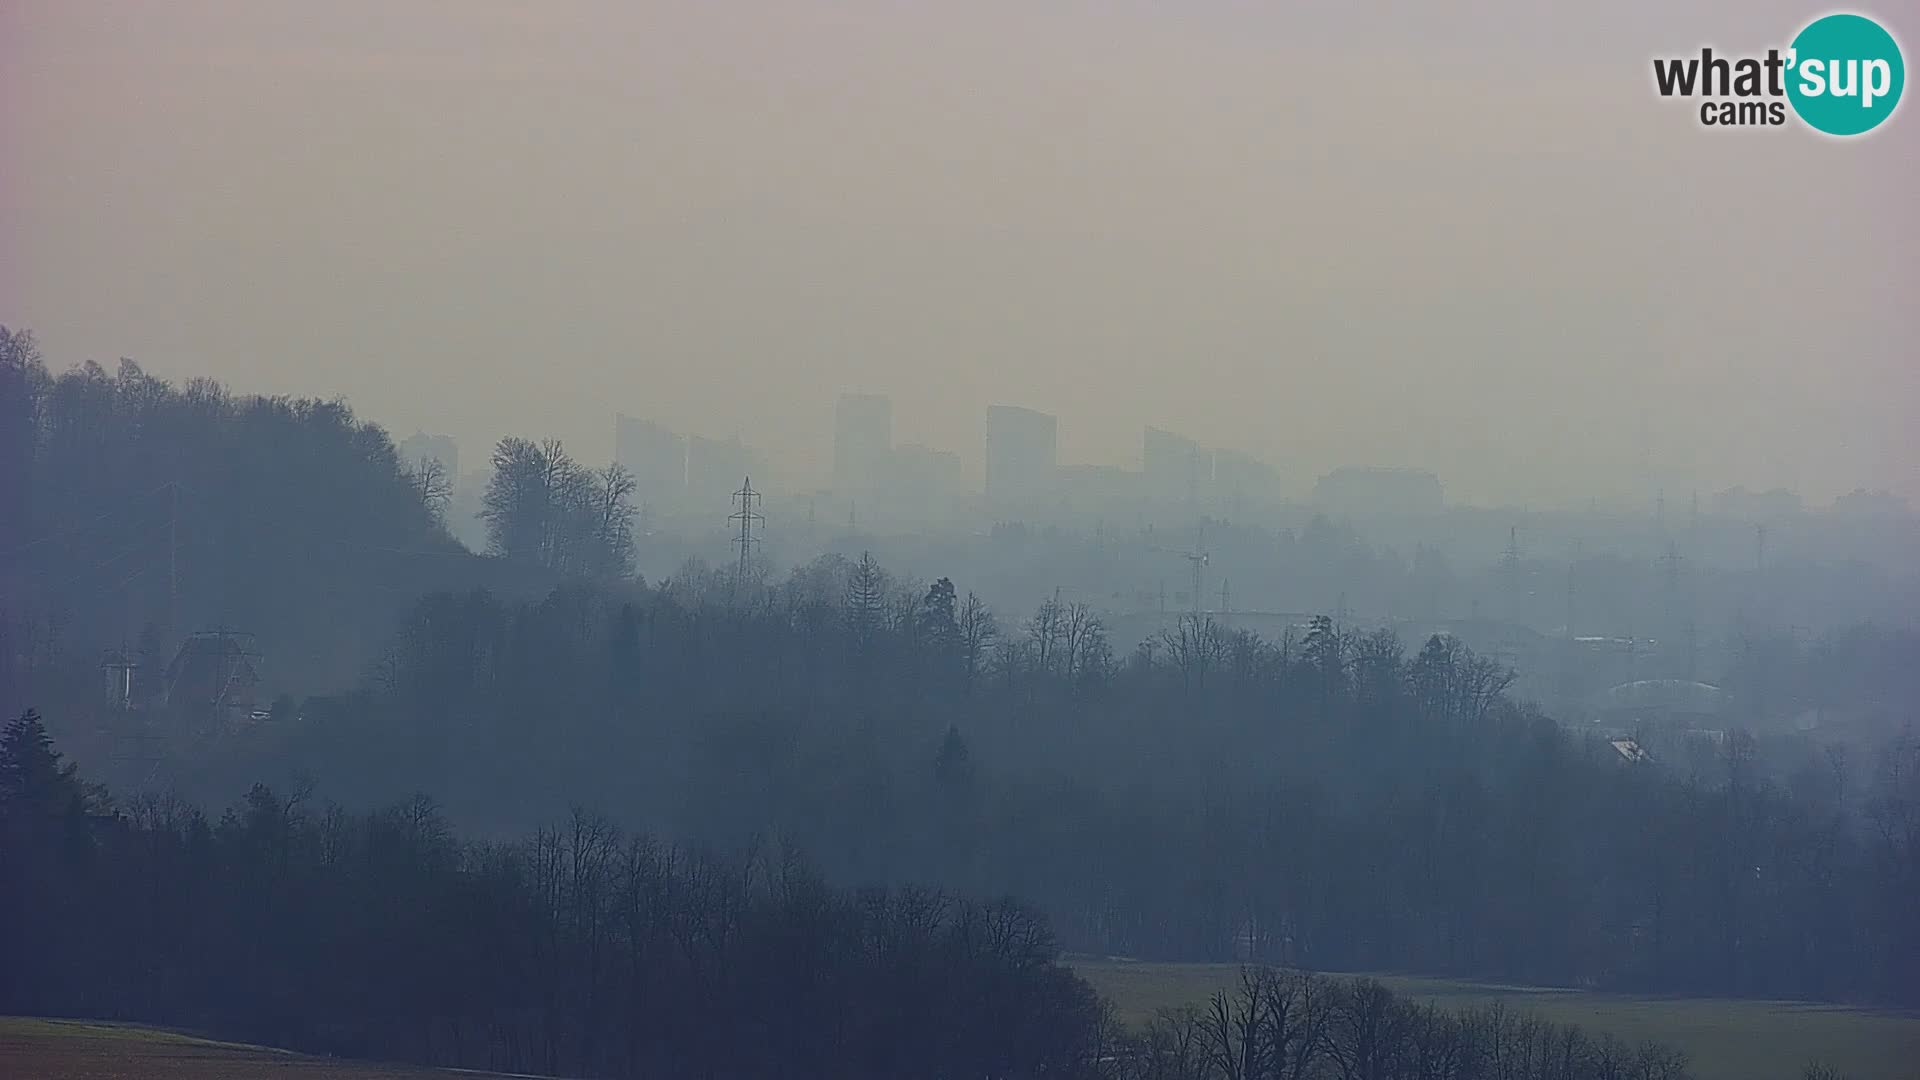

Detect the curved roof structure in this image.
[1596,679,1729,714]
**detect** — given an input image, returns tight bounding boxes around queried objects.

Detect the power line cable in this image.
[12,539,157,593]
[0,480,175,560]
[19,532,156,583]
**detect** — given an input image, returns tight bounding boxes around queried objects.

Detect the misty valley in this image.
[2,324,1916,1080]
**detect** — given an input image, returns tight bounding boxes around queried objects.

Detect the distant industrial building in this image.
[985,405,1057,504]
[1143,427,1204,502]
[1058,464,1144,508]
[1210,449,1281,508]
[1313,466,1444,516]
[1608,737,1651,764]
[686,434,757,505]
[833,393,893,497]
[613,414,687,508]
[887,442,961,494]
[883,443,964,518]
[1830,488,1909,518]
[1593,679,1729,723]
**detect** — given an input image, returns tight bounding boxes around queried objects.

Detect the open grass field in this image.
[0,1017,533,1080]
[9,980,1916,1080]
[1072,960,1920,1080]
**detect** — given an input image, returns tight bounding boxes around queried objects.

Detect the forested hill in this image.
[0,326,552,706]
[0,709,1720,1080]
[6,325,1917,1016]
[196,563,1918,1009]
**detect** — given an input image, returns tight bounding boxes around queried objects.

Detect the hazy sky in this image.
[4,1,1915,506]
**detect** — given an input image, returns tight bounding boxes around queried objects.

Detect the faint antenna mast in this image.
[1666,534,1697,676]
[1560,539,1583,707]
[728,476,764,586]
[1754,522,1768,572]
[1660,541,1685,609]
[1565,538,1583,639]
[1500,525,1522,575]
[1498,524,1525,622]
[167,481,179,640]
[1636,411,1651,495]
[1660,542,1687,672]
[1189,528,1207,617]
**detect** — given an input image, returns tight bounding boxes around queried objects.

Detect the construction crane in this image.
[1148,524,1209,616]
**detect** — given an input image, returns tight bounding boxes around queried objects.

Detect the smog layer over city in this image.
[1,3,1916,1079]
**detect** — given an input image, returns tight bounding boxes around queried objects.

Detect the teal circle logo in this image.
[1786,14,1904,135]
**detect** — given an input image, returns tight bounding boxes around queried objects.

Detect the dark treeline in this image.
[5,710,1737,1080]
[480,435,638,578]
[6,329,1918,1042]
[0,710,1114,1078]
[229,555,1920,1007]
[0,327,559,699]
[1129,967,1693,1080]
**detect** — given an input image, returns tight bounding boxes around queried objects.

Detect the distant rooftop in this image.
[1596,680,1729,715]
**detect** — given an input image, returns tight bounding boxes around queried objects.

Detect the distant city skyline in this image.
[8,1,1911,506]
[523,398,1909,516]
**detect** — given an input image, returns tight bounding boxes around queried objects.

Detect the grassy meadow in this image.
[0,1017,524,1080]
[1072,960,1920,1080]
[8,970,1917,1080]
